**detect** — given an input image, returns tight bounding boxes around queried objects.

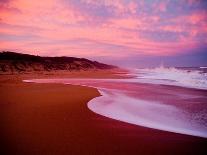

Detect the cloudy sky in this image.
[0,0,206,67]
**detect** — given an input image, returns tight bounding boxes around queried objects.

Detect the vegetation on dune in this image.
[0,51,117,73]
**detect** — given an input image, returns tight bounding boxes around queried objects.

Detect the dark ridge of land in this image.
[0,51,117,73]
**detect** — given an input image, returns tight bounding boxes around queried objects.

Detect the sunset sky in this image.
[0,0,207,67]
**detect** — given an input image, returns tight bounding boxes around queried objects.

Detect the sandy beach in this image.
[0,70,207,155]
[1,0,207,154]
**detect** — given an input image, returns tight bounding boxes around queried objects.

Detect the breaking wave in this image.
[133,66,207,90]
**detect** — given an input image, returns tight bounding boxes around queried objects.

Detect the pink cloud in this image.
[188,12,207,24]
[166,11,207,40]
[157,1,167,12]
[0,0,206,60]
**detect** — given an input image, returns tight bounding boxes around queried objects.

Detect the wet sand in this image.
[0,71,207,155]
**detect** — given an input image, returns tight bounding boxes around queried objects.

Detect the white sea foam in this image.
[134,66,207,90]
[23,66,207,90]
[88,88,207,138]
[23,77,207,138]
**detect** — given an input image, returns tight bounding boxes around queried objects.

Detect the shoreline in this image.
[24,78,207,139]
[1,70,207,155]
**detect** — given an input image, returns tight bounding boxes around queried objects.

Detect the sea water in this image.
[23,67,207,138]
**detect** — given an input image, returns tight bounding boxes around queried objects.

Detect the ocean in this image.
[128,66,207,90]
[23,66,207,138]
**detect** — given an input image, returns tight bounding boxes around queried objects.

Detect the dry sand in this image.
[0,70,207,155]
